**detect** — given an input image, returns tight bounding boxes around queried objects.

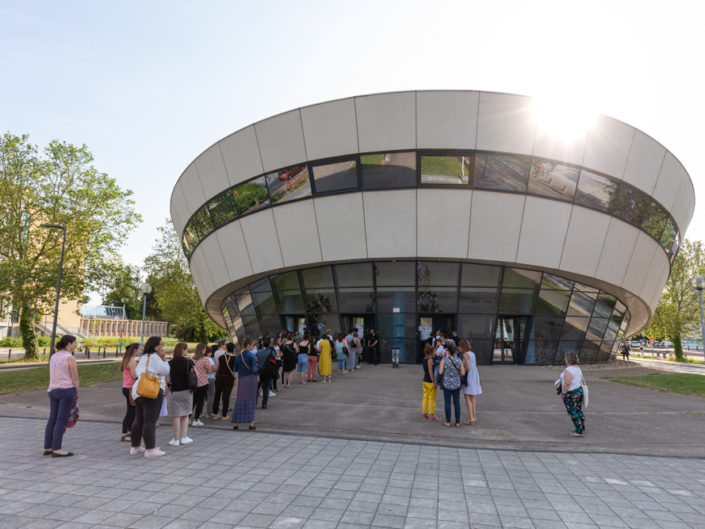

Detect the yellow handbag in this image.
[135,355,161,399]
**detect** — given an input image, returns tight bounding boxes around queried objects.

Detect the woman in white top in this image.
[459,340,482,425]
[130,336,171,458]
[560,351,585,437]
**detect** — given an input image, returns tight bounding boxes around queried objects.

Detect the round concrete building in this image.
[170,90,695,365]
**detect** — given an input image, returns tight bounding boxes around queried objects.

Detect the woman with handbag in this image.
[281,333,298,389]
[167,343,195,446]
[130,336,171,458]
[120,343,140,442]
[438,341,466,427]
[459,340,482,425]
[191,343,214,426]
[560,352,586,437]
[212,342,236,419]
[44,335,80,457]
[231,336,259,430]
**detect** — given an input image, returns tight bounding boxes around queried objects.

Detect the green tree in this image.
[143,221,227,342]
[97,260,143,319]
[648,239,705,361]
[0,134,140,359]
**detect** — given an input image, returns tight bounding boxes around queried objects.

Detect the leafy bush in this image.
[0,337,23,347]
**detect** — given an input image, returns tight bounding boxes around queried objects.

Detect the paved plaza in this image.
[1,363,705,528]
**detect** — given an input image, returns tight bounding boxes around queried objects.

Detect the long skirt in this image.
[232,375,258,424]
[562,387,585,434]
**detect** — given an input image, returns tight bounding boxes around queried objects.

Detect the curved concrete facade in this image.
[171,90,694,364]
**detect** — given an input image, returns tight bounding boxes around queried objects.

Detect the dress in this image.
[318,339,332,376]
[462,351,482,396]
[282,343,298,373]
[232,350,258,424]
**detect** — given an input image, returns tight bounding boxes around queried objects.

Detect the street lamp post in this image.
[41,224,67,356]
[139,282,152,346]
[692,275,705,354]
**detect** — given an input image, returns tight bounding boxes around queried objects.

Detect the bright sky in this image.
[2,0,704,302]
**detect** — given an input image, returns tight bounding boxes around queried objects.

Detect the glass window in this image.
[184,223,199,251]
[335,263,372,287]
[265,165,311,205]
[641,201,668,240]
[190,206,213,239]
[457,314,496,341]
[535,288,570,316]
[252,289,277,316]
[307,313,340,337]
[561,316,588,340]
[459,287,498,313]
[377,286,416,312]
[181,233,193,257]
[259,314,282,335]
[557,340,581,364]
[206,189,238,229]
[420,154,473,185]
[593,294,616,318]
[474,153,530,193]
[225,296,238,319]
[532,316,564,342]
[498,288,535,314]
[575,170,617,212]
[361,152,416,189]
[233,175,269,216]
[249,278,272,294]
[304,290,337,314]
[660,218,677,252]
[541,273,574,291]
[502,268,541,290]
[377,313,416,338]
[271,271,301,293]
[528,160,579,200]
[235,288,254,315]
[417,287,457,313]
[301,266,334,290]
[580,341,600,363]
[567,290,596,317]
[375,261,416,286]
[417,262,459,287]
[311,158,358,193]
[276,290,305,314]
[586,317,609,342]
[337,288,375,312]
[597,342,612,362]
[461,264,501,287]
[611,183,650,226]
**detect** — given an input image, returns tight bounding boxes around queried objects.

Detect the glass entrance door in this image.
[493,316,530,364]
[418,314,455,363]
[283,315,307,336]
[341,315,375,337]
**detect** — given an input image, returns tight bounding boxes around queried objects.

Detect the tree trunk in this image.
[20,303,39,361]
[673,333,684,362]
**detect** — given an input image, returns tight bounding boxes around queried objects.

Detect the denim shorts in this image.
[296,353,308,373]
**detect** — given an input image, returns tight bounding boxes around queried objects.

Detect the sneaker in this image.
[570,432,584,437]
[268,391,276,397]
[221,415,229,420]
[130,446,145,455]
[144,448,166,458]
[211,414,219,420]
[428,415,440,422]
[168,439,180,447]
[422,414,429,419]
[356,365,361,369]
[180,436,193,445]
[192,420,204,427]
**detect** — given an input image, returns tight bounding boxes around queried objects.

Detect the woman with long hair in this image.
[560,352,585,437]
[231,336,259,430]
[438,341,466,427]
[297,331,310,385]
[131,336,170,458]
[212,343,236,419]
[120,343,140,442]
[191,343,214,427]
[281,333,298,389]
[306,331,319,383]
[204,346,216,418]
[167,343,194,446]
[459,339,482,425]
[44,335,80,457]
[421,343,439,421]
[334,333,347,374]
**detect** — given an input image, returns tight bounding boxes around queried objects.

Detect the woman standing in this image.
[459,340,482,425]
[131,336,170,458]
[281,333,298,389]
[120,343,140,442]
[231,336,259,430]
[438,342,465,427]
[191,343,213,426]
[368,330,380,365]
[317,334,333,383]
[306,332,319,382]
[204,346,216,418]
[421,343,439,421]
[335,334,347,374]
[212,343,236,419]
[298,332,311,384]
[560,352,585,437]
[44,335,80,457]
[167,343,194,446]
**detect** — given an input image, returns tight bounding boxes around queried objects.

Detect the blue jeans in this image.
[443,387,461,425]
[337,358,346,371]
[44,387,76,450]
[296,354,308,373]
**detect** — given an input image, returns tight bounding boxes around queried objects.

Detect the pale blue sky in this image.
[2,0,704,301]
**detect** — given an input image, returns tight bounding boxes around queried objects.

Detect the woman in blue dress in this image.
[231,336,259,431]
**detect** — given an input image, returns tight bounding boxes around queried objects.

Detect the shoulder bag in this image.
[581,374,589,408]
[135,355,161,399]
[186,359,198,392]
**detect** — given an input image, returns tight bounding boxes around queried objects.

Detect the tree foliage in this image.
[647,239,705,361]
[0,134,141,358]
[143,221,227,342]
[98,260,143,320]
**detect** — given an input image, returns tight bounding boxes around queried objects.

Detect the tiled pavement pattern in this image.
[1,418,704,529]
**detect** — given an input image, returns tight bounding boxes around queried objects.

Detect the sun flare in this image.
[532,93,597,144]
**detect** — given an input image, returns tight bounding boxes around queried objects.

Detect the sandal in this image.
[43,449,53,456]
[248,425,256,430]
[464,420,472,425]
[455,423,461,428]
[232,425,239,430]
[120,434,131,442]
[444,423,451,427]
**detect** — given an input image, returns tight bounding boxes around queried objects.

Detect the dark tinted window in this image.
[474,153,530,192]
[503,268,541,289]
[190,207,213,240]
[337,288,375,312]
[575,170,616,212]
[301,266,334,290]
[528,160,579,200]
[420,154,473,185]
[271,271,301,293]
[535,288,570,316]
[642,201,668,240]
[611,183,650,225]
[567,290,596,317]
[459,287,498,313]
[361,152,416,189]
[375,261,416,286]
[252,289,277,316]
[305,290,337,314]
[311,158,358,193]
[336,263,373,287]
[265,165,311,205]
[207,189,238,229]
[417,287,457,313]
[660,219,677,252]
[417,262,459,286]
[377,287,416,312]
[461,264,501,287]
[377,313,416,338]
[233,176,269,216]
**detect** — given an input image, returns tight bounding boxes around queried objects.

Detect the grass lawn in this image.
[0,362,121,395]
[606,373,705,397]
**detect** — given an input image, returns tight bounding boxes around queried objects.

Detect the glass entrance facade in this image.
[221,261,630,365]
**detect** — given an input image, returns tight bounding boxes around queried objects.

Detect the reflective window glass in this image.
[337,287,375,312]
[420,154,473,185]
[641,201,668,240]
[580,340,600,363]
[252,289,276,316]
[276,290,305,314]
[307,313,340,337]
[457,314,496,341]
[361,152,416,189]
[474,153,530,192]
[336,263,373,287]
[377,287,416,312]
[243,316,261,338]
[611,183,650,225]
[557,340,581,363]
[225,296,238,318]
[528,160,579,200]
[561,316,588,340]
[184,223,199,251]
[265,165,311,205]
[586,317,609,341]
[597,342,612,362]
[206,189,238,229]
[528,340,558,365]
[235,288,254,315]
[181,233,192,258]
[660,218,677,251]
[417,287,457,313]
[259,314,281,335]
[575,170,616,212]
[250,278,272,294]
[602,325,618,348]
[375,261,416,286]
[311,158,358,193]
[502,268,541,289]
[594,294,616,318]
[535,288,570,316]
[541,273,574,291]
[459,287,498,313]
[574,282,598,294]
[231,315,245,339]
[498,288,535,314]
[567,290,596,317]
[190,206,213,239]
[305,290,337,314]
[271,271,300,293]
[417,262,459,286]
[532,315,564,342]
[461,264,501,287]
[301,266,334,290]
[233,176,269,216]
[377,313,416,338]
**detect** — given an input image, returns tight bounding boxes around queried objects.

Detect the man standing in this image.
[256,336,276,409]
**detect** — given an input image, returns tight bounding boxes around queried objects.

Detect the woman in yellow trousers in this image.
[421,344,440,421]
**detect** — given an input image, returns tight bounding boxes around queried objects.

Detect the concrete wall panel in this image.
[416,91,478,149]
[255,110,307,172]
[516,197,572,269]
[215,220,254,283]
[239,209,284,275]
[301,98,358,160]
[582,115,634,178]
[355,92,416,152]
[559,206,610,277]
[622,130,665,195]
[417,188,472,258]
[219,126,264,187]
[272,200,322,267]
[468,191,524,262]
[314,193,367,262]
[476,92,535,155]
[364,189,417,258]
[194,144,230,199]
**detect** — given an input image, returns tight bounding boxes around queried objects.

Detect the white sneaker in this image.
[144,448,166,458]
[356,365,361,369]
[130,446,145,455]
[192,420,204,427]
[168,439,180,447]
[268,391,276,397]
[180,436,193,445]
